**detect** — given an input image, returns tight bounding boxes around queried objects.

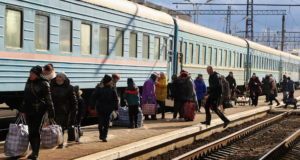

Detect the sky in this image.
[146,0,300,34]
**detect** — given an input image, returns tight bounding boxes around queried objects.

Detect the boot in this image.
[145,116,150,120]
[129,123,135,129]
[151,115,157,120]
[28,138,40,160]
[135,123,138,128]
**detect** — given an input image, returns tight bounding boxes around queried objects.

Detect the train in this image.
[0,0,299,111]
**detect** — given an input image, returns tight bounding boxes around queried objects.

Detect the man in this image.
[170,74,185,121]
[226,72,236,99]
[155,72,168,119]
[201,66,230,128]
[262,74,270,102]
[284,77,296,109]
[282,75,288,101]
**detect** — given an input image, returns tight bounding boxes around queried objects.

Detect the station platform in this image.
[0,91,299,160]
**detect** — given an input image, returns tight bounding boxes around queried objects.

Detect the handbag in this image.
[67,118,79,142]
[165,99,174,107]
[4,116,29,157]
[223,100,233,109]
[142,103,156,115]
[41,118,63,148]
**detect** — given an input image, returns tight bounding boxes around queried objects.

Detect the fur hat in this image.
[57,72,67,80]
[30,65,42,77]
[103,74,112,84]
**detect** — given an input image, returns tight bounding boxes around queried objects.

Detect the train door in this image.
[167,37,174,80]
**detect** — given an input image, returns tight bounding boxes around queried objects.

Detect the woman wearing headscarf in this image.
[142,73,158,120]
[18,65,54,160]
[123,78,140,128]
[247,73,262,107]
[269,77,280,106]
[50,72,78,147]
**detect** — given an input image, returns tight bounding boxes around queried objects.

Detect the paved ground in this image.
[0,91,299,160]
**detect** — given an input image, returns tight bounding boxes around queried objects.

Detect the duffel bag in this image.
[41,120,63,148]
[113,107,143,127]
[183,101,196,120]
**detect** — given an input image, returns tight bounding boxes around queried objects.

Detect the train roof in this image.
[80,0,174,25]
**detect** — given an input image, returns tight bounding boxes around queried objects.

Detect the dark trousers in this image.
[98,113,110,138]
[204,96,229,123]
[230,88,235,98]
[265,93,269,102]
[251,92,259,106]
[27,114,44,155]
[197,99,202,110]
[129,105,139,125]
[76,115,82,137]
[173,99,184,118]
[290,91,294,98]
[157,100,165,118]
[269,97,279,104]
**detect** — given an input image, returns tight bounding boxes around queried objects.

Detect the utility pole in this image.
[281,15,285,51]
[226,6,232,34]
[246,0,254,41]
[267,28,270,46]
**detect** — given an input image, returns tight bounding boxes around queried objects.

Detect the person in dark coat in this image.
[201,66,230,128]
[262,74,270,103]
[282,75,288,101]
[123,78,140,128]
[181,72,197,121]
[50,72,78,146]
[170,74,185,121]
[225,72,236,99]
[247,73,262,107]
[194,74,207,112]
[74,85,86,142]
[268,77,280,106]
[220,75,230,113]
[19,65,55,160]
[90,75,119,142]
[287,77,295,98]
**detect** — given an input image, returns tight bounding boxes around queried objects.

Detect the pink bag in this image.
[184,102,196,120]
[142,103,156,115]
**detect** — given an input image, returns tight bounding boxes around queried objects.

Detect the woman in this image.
[220,75,230,113]
[42,63,56,83]
[194,74,207,112]
[142,73,158,120]
[123,78,140,128]
[247,73,262,107]
[269,77,280,106]
[19,65,54,160]
[74,85,86,142]
[50,72,77,146]
[181,71,197,121]
[155,72,167,119]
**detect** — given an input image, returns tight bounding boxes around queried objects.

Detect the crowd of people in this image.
[16,63,296,160]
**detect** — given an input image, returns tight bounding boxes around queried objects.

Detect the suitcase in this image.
[165,99,174,107]
[183,102,196,120]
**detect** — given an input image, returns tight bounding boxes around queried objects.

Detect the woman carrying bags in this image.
[19,65,55,160]
[123,78,140,128]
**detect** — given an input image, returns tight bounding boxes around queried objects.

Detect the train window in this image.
[5,9,22,48]
[195,45,200,64]
[202,45,206,65]
[35,15,49,51]
[224,50,227,67]
[239,53,243,68]
[100,27,108,56]
[60,19,72,53]
[154,37,160,60]
[236,53,239,68]
[232,52,235,68]
[115,30,123,57]
[178,41,181,63]
[218,49,222,66]
[169,40,172,51]
[81,24,91,55]
[213,48,217,66]
[143,35,149,59]
[129,32,137,58]
[163,38,167,61]
[228,51,231,67]
[188,43,193,64]
[208,47,212,65]
[183,42,187,64]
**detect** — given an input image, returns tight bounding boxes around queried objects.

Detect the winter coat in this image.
[90,82,119,115]
[50,78,78,126]
[225,76,236,89]
[123,82,140,106]
[77,95,87,118]
[171,78,185,101]
[155,75,168,102]
[220,80,230,104]
[288,80,295,93]
[269,77,277,98]
[194,78,207,100]
[262,76,270,94]
[43,71,56,83]
[282,76,288,91]
[20,77,54,118]
[141,78,157,106]
[208,72,222,98]
[183,76,197,103]
[247,77,262,97]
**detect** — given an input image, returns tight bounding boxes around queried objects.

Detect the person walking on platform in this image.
[90,75,119,142]
[248,73,262,107]
[201,66,230,128]
[268,77,280,106]
[226,72,236,100]
[282,75,288,101]
[194,74,207,112]
[74,85,86,142]
[50,72,78,147]
[19,65,55,160]
[262,74,270,103]
[123,78,140,128]
[42,63,56,83]
[220,75,230,113]
[142,73,158,120]
[181,71,197,121]
[287,77,295,98]
[170,74,185,121]
[155,72,168,119]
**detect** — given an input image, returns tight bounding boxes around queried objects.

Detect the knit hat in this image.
[171,74,177,80]
[150,74,157,82]
[287,77,291,80]
[103,74,112,84]
[74,85,79,95]
[180,71,189,78]
[252,73,256,77]
[198,74,203,77]
[127,78,134,85]
[220,75,225,79]
[30,65,43,77]
[57,72,67,80]
[160,72,165,76]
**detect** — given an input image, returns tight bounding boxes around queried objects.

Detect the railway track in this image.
[172,110,295,160]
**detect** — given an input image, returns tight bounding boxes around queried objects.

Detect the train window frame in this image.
[163,38,167,61]
[195,44,200,65]
[59,18,72,54]
[99,26,109,56]
[81,22,92,55]
[142,35,150,59]
[188,43,193,64]
[182,42,187,64]
[115,29,124,57]
[35,13,50,52]
[224,50,227,67]
[236,53,239,68]
[228,51,231,67]
[202,45,206,65]
[232,51,236,68]
[213,48,217,66]
[129,32,137,59]
[154,37,160,61]
[239,53,243,68]
[208,47,212,66]
[4,7,23,49]
[218,49,222,66]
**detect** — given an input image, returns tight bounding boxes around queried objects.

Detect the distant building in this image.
[128,0,191,22]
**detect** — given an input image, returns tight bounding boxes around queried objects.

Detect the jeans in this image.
[129,105,139,125]
[283,91,287,100]
[98,113,110,139]
[204,96,229,123]
[173,99,184,118]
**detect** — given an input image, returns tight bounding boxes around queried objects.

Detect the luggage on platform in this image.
[113,107,143,127]
[165,99,174,107]
[142,103,156,115]
[41,119,63,148]
[223,100,233,109]
[67,118,79,142]
[183,101,196,120]
[4,116,29,157]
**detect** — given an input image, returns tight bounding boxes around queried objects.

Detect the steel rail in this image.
[172,110,294,160]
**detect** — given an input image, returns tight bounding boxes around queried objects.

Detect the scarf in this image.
[44,71,56,81]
